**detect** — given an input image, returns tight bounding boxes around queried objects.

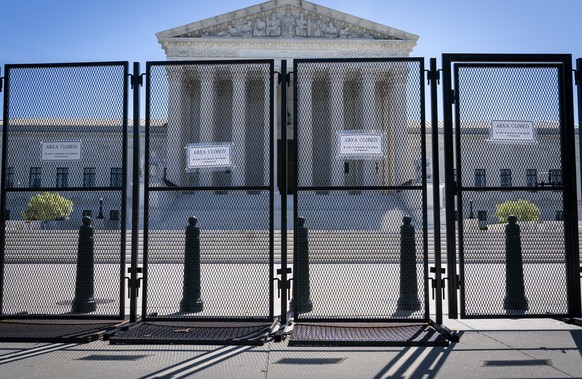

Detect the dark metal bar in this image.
[1,187,125,193]
[429,58,443,325]
[145,186,270,192]
[129,62,141,323]
[280,60,289,324]
[435,53,573,65]
[292,59,300,321]
[269,60,276,322]
[118,62,130,319]
[141,62,153,320]
[441,54,459,318]
[418,58,430,322]
[563,58,581,316]
[452,63,467,318]
[294,186,425,192]
[0,65,7,314]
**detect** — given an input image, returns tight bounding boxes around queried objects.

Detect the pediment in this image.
[156,0,418,42]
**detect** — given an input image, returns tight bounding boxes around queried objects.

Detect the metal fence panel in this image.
[443,55,580,318]
[292,58,429,321]
[1,62,129,318]
[143,61,275,321]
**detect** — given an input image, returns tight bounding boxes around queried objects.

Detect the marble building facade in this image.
[154,0,420,191]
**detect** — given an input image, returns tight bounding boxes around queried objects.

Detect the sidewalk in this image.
[0,318,580,378]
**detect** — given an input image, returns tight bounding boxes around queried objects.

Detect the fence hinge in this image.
[276,71,293,86]
[126,267,143,296]
[450,89,457,104]
[430,266,447,299]
[427,68,440,85]
[130,73,144,89]
[275,268,292,298]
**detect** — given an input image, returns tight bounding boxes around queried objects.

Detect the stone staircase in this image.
[2,228,570,265]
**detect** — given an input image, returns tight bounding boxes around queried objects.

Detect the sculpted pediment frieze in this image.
[157,0,418,42]
[178,7,384,40]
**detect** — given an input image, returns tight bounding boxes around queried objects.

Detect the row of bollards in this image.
[70,214,528,315]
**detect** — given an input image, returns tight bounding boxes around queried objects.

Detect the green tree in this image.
[22,192,74,221]
[494,199,540,223]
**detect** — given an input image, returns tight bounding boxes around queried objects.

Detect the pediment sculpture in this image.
[177,7,396,40]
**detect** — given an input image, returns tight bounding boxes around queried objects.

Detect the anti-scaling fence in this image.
[442,54,581,318]
[0,55,580,345]
[291,58,431,322]
[0,62,129,322]
[104,60,279,344]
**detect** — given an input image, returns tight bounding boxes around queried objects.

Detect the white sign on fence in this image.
[489,120,536,143]
[41,140,82,161]
[337,131,384,159]
[186,143,232,170]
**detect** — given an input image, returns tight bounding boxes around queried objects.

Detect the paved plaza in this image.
[0,317,580,378]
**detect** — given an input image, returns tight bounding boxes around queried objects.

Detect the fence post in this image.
[397,216,421,311]
[180,217,204,313]
[503,215,529,311]
[291,217,312,314]
[71,216,96,313]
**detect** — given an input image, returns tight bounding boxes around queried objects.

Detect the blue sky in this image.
[1,0,581,119]
[1,0,581,66]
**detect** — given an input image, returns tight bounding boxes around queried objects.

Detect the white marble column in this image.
[166,67,188,186]
[391,68,409,186]
[231,66,247,186]
[199,66,215,186]
[296,67,314,187]
[262,69,271,187]
[380,78,395,187]
[361,68,378,186]
[330,67,345,186]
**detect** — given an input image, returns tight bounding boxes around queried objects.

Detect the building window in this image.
[500,169,512,187]
[29,167,41,188]
[56,167,69,188]
[6,167,14,188]
[110,167,122,187]
[526,169,537,187]
[474,169,486,187]
[549,169,562,185]
[83,167,96,187]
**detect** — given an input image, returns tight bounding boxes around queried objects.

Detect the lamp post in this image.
[97,197,104,219]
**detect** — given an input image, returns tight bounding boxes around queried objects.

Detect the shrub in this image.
[22,192,73,221]
[494,199,540,223]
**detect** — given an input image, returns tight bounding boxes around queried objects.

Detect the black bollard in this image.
[291,217,313,314]
[397,216,421,311]
[503,215,529,311]
[72,216,97,313]
[180,217,204,313]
